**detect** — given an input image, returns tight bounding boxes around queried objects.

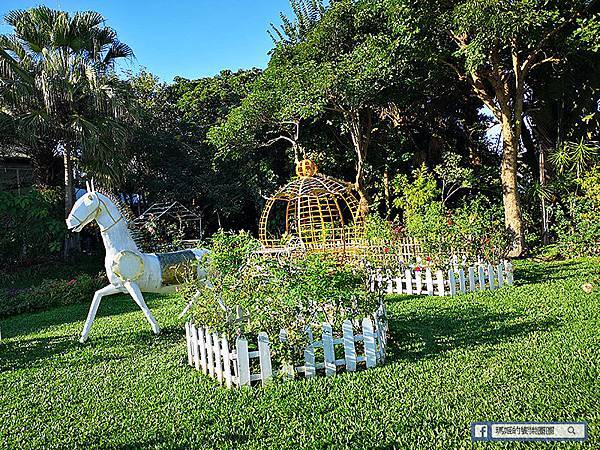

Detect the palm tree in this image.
[0,7,135,234]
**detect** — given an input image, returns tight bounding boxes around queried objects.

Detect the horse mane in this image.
[96,187,144,247]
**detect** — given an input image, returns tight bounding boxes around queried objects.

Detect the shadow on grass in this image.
[0,322,185,373]
[1,294,166,338]
[385,304,561,362]
[514,259,592,285]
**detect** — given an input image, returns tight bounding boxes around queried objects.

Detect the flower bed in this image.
[185,304,387,387]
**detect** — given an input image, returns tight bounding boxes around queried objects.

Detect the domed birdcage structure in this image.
[259,160,364,255]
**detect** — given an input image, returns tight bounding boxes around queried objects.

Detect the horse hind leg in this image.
[124,281,161,335]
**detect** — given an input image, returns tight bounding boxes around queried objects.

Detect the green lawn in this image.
[1,258,599,449]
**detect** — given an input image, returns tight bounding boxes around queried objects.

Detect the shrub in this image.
[0,188,65,268]
[392,163,512,269]
[0,273,105,318]
[551,165,600,257]
[181,231,380,368]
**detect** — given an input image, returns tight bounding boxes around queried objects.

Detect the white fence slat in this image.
[436,270,445,296]
[213,333,223,384]
[362,317,377,368]
[386,276,393,294]
[395,276,402,294]
[236,338,250,386]
[369,274,375,292]
[222,337,232,388]
[448,269,456,296]
[497,263,504,288]
[458,269,466,294]
[198,326,207,373]
[506,262,514,285]
[478,266,486,291]
[425,269,434,295]
[304,345,316,378]
[257,332,272,385]
[488,263,496,290]
[192,326,200,370]
[405,269,413,294]
[205,329,215,377]
[322,323,336,376]
[342,320,357,372]
[185,322,193,366]
[468,267,476,292]
[415,270,422,295]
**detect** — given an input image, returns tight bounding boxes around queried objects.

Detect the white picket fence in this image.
[185,306,387,388]
[369,262,514,296]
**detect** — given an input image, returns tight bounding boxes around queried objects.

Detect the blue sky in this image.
[0,0,293,82]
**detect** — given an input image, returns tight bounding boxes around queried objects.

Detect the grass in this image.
[0,258,599,449]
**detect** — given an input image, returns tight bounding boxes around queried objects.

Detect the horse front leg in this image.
[124,281,161,335]
[80,284,121,343]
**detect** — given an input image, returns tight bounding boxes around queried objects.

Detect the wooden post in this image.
[304,327,316,378]
[342,320,357,372]
[236,337,250,387]
[257,332,272,385]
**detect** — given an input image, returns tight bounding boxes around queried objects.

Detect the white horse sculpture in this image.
[66,181,209,343]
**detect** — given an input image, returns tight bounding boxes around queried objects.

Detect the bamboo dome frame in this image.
[259,160,364,255]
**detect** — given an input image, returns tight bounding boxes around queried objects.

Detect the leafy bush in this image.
[392,162,512,269]
[0,273,105,318]
[182,231,380,368]
[0,188,65,267]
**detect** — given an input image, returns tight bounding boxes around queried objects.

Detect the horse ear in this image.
[91,178,95,193]
[86,181,91,192]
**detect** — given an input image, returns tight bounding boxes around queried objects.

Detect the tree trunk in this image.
[500,120,525,257]
[347,109,372,215]
[63,144,77,257]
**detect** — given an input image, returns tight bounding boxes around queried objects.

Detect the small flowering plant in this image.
[181,231,380,368]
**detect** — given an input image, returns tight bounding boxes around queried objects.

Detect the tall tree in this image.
[0,7,134,225]
[400,0,598,255]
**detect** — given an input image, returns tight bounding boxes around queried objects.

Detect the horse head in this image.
[66,180,101,232]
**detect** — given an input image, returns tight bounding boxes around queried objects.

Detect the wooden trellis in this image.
[259,160,364,255]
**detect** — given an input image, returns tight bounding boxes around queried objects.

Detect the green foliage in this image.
[183,231,378,368]
[552,165,600,257]
[0,6,136,188]
[0,273,104,318]
[393,163,511,267]
[392,164,440,219]
[0,258,599,447]
[0,188,65,267]
[364,214,395,244]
